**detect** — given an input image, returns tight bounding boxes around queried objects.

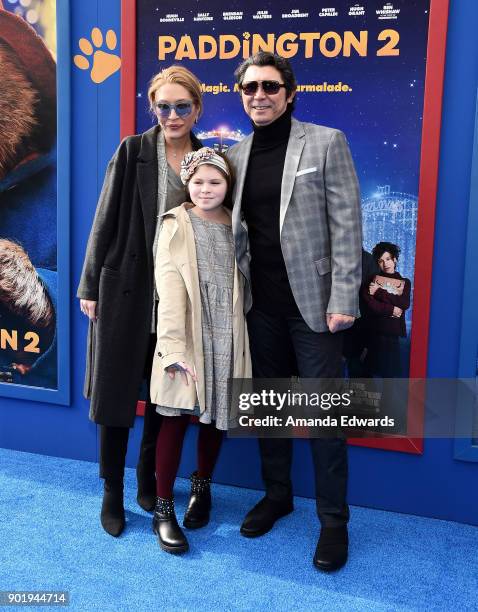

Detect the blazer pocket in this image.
[296,166,317,177]
[315,256,331,276]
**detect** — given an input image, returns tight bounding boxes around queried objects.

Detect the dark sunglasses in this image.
[155,101,193,118]
[240,80,286,96]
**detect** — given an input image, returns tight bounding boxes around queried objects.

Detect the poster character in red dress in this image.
[361,242,411,379]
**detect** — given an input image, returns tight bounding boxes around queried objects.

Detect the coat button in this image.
[157,351,162,357]
[130,253,137,259]
[123,290,131,296]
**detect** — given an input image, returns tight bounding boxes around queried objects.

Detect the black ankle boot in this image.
[183,472,212,530]
[100,479,125,537]
[313,526,349,572]
[152,497,189,554]
[240,496,294,538]
[136,464,156,512]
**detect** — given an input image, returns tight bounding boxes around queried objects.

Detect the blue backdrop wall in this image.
[0,0,477,526]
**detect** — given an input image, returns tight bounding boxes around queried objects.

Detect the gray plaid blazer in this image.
[227,118,363,333]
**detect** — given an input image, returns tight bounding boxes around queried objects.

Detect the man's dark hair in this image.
[234,52,297,101]
[372,241,400,263]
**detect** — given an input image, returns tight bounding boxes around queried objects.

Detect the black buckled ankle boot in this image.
[101,479,125,537]
[183,472,212,530]
[152,497,189,554]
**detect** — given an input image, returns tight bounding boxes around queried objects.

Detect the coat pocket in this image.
[315,256,331,276]
[101,265,120,277]
[83,319,96,399]
[150,353,198,411]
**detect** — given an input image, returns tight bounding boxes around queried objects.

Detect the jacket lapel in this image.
[231,134,253,233]
[182,212,200,303]
[231,135,253,285]
[164,206,199,303]
[279,118,305,236]
[137,126,160,270]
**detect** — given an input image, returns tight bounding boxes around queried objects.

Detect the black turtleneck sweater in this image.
[242,107,301,316]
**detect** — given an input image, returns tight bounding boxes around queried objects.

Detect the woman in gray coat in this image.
[77,66,203,536]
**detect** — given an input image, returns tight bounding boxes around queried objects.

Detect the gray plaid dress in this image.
[156,209,234,430]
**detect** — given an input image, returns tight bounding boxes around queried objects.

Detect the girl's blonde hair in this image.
[148,65,203,117]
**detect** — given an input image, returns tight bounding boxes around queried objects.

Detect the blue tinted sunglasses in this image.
[155,101,193,118]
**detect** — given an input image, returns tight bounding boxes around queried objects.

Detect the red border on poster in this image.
[120,0,136,138]
[122,0,450,454]
[349,0,449,453]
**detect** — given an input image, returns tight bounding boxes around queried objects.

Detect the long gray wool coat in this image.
[77,125,201,427]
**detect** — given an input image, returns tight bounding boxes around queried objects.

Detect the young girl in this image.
[150,147,251,554]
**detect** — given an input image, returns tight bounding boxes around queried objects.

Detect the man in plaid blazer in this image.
[227,52,362,572]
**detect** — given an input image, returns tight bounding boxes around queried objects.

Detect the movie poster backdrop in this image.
[126,0,447,446]
[0,0,69,404]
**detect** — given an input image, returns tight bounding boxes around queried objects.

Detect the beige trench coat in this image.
[150,203,252,414]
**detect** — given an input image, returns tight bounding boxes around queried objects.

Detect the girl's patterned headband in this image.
[180,147,229,185]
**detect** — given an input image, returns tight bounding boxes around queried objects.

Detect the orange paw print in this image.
[73,28,121,84]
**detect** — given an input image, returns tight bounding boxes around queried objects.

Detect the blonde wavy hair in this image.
[147,65,203,118]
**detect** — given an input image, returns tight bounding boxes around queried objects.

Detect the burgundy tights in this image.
[155,415,224,499]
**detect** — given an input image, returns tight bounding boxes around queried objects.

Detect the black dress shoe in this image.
[100,479,125,537]
[240,496,293,538]
[183,472,211,530]
[136,464,156,512]
[313,526,348,572]
[152,497,189,554]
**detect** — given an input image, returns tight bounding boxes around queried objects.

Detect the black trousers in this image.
[99,334,162,481]
[247,307,349,528]
[99,400,162,481]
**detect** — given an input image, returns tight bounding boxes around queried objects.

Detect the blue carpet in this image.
[0,448,477,611]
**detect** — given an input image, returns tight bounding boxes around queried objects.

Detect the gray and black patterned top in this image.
[151,164,186,332]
